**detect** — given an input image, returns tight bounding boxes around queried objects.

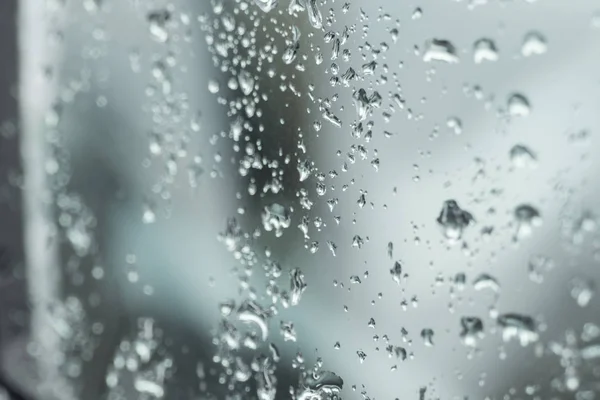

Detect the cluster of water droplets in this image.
[24,0,600,399]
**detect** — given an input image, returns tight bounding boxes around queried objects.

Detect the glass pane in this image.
[2,0,600,399]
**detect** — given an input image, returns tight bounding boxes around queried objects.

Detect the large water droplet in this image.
[237,300,270,341]
[356,350,367,363]
[262,203,292,237]
[473,38,499,63]
[298,370,344,399]
[497,313,539,346]
[253,0,278,13]
[147,9,171,43]
[510,144,537,168]
[437,200,475,243]
[460,317,484,347]
[423,39,459,63]
[570,277,595,307]
[507,93,531,117]
[290,268,307,306]
[421,328,435,346]
[307,0,323,29]
[514,204,542,241]
[521,31,547,57]
[473,273,500,294]
[282,26,301,64]
[390,261,402,285]
[238,71,255,96]
[280,321,297,341]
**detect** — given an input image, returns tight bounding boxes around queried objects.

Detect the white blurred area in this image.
[2,0,600,399]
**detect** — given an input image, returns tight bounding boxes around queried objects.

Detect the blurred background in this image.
[1,0,600,399]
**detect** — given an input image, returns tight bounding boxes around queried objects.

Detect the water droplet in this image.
[507,93,531,117]
[219,300,235,317]
[322,109,342,127]
[528,255,553,283]
[473,38,498,63]
[446,116,462,135]
[307,0,323,29]
[353,88,382,121]
[356,350,367,363]
[362,60,377,76]
[290,268,307,306]
[262,203,292,237]
[253,0,278,13]
[497,313,538,346]
[581,344,600,360]
[510,144,537,168]
[288,0,305,13]
[570,277,595,307]
[460,317,484,347]
[134,376,165,398]
[437,200,475,243]
[280,321,297,342]
[315,52,323,65]
[423,39,459,63]
[351,235,364,249]
[237,300,270,341]
[327,241,337,256]
[237,71,255,96]
[521,31,547,57]
[421,328,435,346]
[208,79,220,94]
[147,9,171,43]
[390,261,402,285]
[473,273,500,293]
[282,26,301,64]
[514,204,542,241]
[142,202,156,224]
[412,7,423,19]
[301,370,344,397]
[297,159,312,182]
